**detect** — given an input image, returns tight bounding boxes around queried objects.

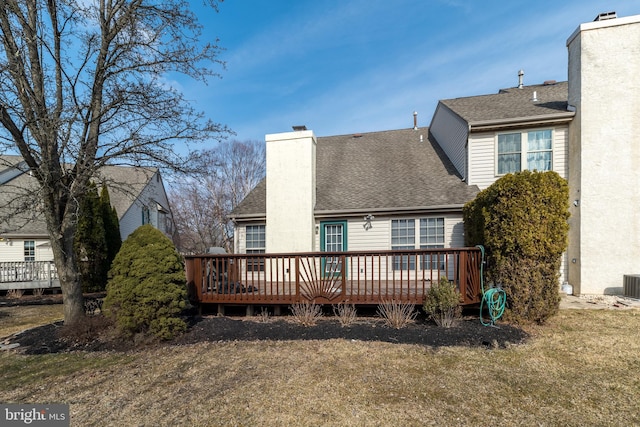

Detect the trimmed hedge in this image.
[104,224,187,340]
[463,171,569,324]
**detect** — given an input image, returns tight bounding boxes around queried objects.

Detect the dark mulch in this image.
[7,311,528,355]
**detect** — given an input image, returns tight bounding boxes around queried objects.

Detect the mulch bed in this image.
[6,311,529,355]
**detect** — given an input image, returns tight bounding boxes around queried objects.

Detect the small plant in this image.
[289,301,323,326]
[256,307,271,323]
[423,276,462,328]
[332,302,357,327]
[32,288,45,297]
[377,300,417,329]
[6,289,24,299]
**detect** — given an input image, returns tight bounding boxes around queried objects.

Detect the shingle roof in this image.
[439,81,572,125]
[231,128,480,218]
[0,156,157,236]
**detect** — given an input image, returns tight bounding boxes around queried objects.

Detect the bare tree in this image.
[170,139,265,254]
[0,0,227,324]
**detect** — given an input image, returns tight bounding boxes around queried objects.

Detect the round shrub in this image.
[104,224,187,340]
[423,276,462,328]
[463,171,569,324]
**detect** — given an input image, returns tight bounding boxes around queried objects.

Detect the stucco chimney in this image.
[265,129,317,253]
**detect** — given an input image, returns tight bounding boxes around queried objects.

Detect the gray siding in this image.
[429,103,469,179]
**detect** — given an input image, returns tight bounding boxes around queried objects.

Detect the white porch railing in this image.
[0,261,60,290]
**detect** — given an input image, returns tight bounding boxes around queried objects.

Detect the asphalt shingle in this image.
[231,128,480,217]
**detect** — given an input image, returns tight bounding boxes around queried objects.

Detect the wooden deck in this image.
[185,248,482,307]
[0,261,60,291]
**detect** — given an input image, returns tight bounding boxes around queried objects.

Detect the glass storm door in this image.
[321,221,347,276]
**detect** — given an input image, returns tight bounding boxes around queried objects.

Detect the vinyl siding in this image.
[119,172,173,240]
[429,103,469,179]
[0,239,52,262]
[312,214,466,252]
[469,125,569,190]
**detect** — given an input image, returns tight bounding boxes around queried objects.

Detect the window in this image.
[497,133,521,174]
[141,206,150,225]
[497,129,552,175]
[391,219,415,270]
[24,240,35,261]
[420,218,445,270]
[246,225,265,272]
[527,130,552,171]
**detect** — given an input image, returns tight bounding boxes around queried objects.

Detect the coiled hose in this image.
[476,245,506,326]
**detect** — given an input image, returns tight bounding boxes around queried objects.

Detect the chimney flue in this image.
[413,111,418,130]
[518,69,524,89]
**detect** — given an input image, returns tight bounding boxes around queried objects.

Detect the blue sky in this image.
[181,0,640,144]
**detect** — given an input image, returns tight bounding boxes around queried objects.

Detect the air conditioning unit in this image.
[623,275,640,299]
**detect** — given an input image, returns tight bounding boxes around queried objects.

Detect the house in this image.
[0,155,175,264]
[233,12,640,296]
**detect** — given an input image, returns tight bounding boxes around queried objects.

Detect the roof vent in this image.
[543,80,557,85]
[292,125,307,131]
[518,69,524,89]
[594,11,616,21]
[352,133,363,138]
[413,111,418,130]
[532,91,538,102]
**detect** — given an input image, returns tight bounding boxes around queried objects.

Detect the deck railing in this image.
[0,261,59,290]
[185,248,482,306]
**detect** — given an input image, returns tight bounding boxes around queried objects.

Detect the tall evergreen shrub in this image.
[100,184,122,272]
[463,171,569,324]
[104,224,187,340]
[74,182,108,293]
[74,183,122,293]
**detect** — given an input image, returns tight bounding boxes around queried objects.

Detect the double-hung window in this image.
[391,219,415,270]
[420,218,445,270]
[497,129,552,175]
[527,130,553,171]
[246,225,265,272]
[24,240,35,261]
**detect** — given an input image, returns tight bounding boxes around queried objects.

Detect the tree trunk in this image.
[50,216,85,325]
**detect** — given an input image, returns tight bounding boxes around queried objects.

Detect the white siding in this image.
[0,239,52,262]
[467,132,495,189]
[469,125,569,190]
[119,172,173,240]
[429,103,469,179]
[312,214,466,252]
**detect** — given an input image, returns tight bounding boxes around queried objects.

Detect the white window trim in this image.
[495,128,554,176]
[245,224,266,272]
[391,217,446,271]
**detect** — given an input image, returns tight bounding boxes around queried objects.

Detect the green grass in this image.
[1,308,639,426]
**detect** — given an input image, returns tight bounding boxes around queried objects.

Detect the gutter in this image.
[230,203,470,222]
[314,204,468,219]
[468,112,575,132]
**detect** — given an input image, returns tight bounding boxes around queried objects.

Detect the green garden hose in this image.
[476,245,506,326]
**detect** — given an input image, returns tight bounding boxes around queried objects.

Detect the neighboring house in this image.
[234,12,640,296]
[0,155,175,263]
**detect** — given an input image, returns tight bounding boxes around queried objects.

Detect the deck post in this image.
[295,256,300,303]
[341,254,346,302]
[459,251,468,305]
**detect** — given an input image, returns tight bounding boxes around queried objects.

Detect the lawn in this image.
[1,307,639,426]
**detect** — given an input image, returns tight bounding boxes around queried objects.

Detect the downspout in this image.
[465,123,471,183]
